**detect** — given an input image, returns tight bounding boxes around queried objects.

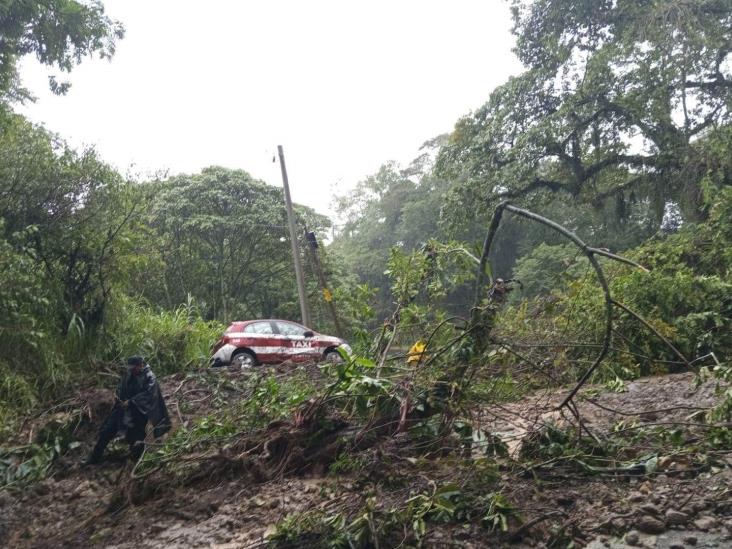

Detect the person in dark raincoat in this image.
[85,356,171,464]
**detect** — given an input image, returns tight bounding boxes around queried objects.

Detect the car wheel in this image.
[324,350,344,364]
[230,350,256,370]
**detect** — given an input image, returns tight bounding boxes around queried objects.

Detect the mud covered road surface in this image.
[2,369,732,548]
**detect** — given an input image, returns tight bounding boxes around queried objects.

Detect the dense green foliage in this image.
[0,113,135,415]
[3,7,732,548]
[330,155,488,318]
[0,114,132,329]
[123,166,331,323]
[1,4,731,518]
[0,110,336,420]
[330,0,732,359]
[0,113,332,420]
[0,0,123,101]
[437,0,732,218]
[491,186,732,383]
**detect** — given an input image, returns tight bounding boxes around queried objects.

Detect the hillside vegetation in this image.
[1,0,732,547]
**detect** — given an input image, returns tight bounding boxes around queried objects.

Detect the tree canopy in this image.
[0,0,123,101]
[0,113,131,331]
[437,0,732,223]
[140,166,331,322]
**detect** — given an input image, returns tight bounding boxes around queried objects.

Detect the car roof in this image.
[229,319,305,326]
[227,319,312,331]
[223,320,343,340]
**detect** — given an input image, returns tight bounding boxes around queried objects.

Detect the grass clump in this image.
[105,295,224,375]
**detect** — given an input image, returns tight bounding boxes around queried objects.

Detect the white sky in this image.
[18,0,522,216]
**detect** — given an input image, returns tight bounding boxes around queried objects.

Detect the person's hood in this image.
[128,363,150,375]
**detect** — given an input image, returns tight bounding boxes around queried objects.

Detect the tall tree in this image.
[0,0,123,101]
[146,167,330,322]
[332,162,443,316]
[437,0,732,223]
[0,114,133,331]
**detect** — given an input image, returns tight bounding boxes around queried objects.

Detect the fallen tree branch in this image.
[473,201,649,410]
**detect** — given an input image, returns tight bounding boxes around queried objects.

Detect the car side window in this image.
[244,322,274,334]
[275,321,306,337]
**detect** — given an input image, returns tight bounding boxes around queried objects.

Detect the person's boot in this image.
[83,440,106,466]
[82,453,102,466]
[129,440,145,462]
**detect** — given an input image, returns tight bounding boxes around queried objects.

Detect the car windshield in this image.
[275,321,306,336]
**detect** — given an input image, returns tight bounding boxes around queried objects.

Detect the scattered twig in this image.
[510,510,567,541]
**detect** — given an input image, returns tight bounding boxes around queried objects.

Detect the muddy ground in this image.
[2,369,732,548]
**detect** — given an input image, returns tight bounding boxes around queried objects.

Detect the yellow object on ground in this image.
[323,288,333,302]
[407,340,427,365]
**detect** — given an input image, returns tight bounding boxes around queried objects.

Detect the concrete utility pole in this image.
[277,145,311,327]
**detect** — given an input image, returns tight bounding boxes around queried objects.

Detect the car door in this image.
[274,321,320,361]
[242,321,282,363]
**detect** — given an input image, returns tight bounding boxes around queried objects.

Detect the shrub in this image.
[105,295,224,375]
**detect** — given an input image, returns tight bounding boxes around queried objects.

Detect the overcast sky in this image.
[18,0,522,216]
